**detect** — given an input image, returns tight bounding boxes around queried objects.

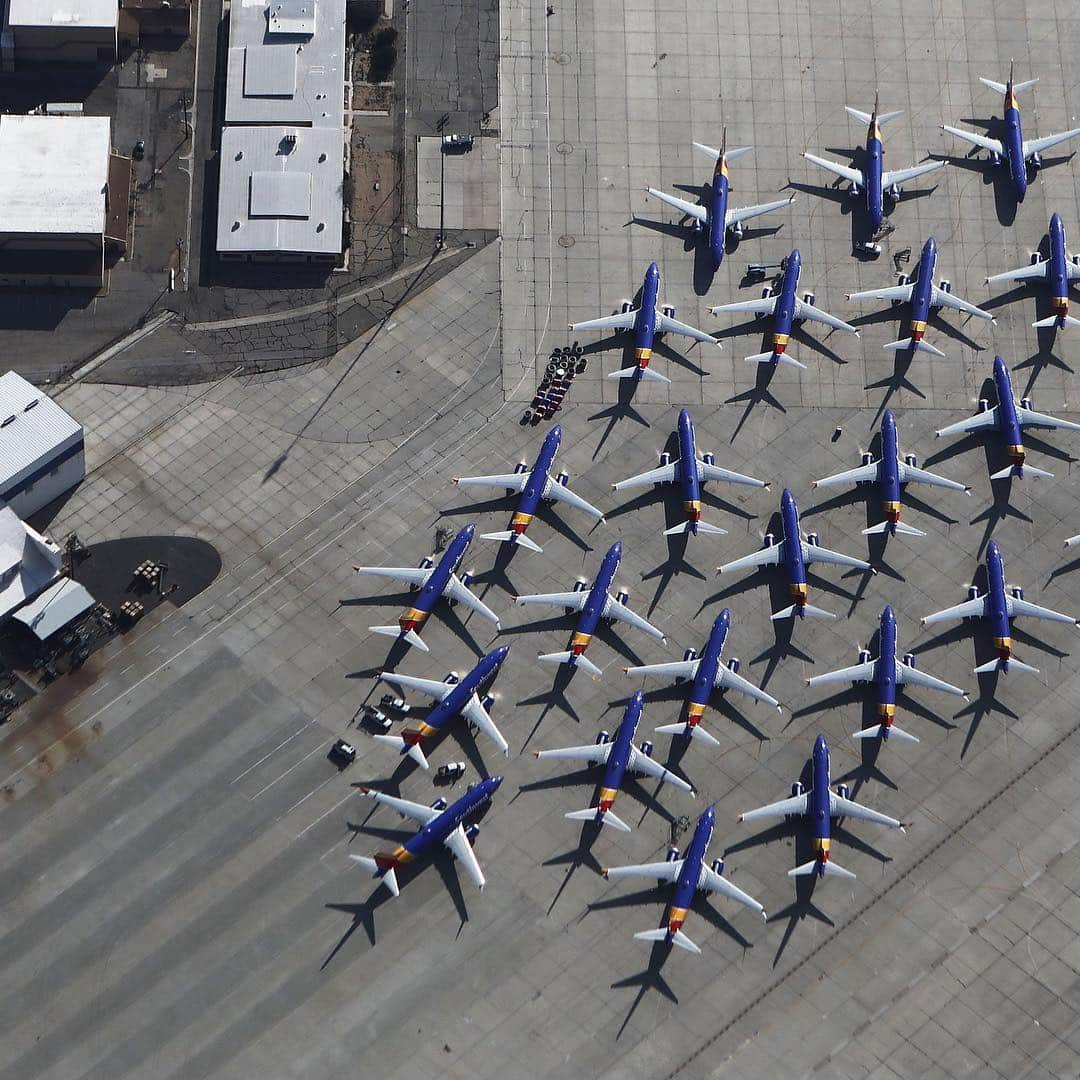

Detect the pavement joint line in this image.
[231,721,313,784]
[250,742,326,800]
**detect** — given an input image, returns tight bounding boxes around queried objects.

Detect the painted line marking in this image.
[297,791,355,839]
[231,721,312,783]
[250,742,325,799]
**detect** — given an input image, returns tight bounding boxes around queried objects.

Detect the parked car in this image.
[442,133,474,152]
[380,693,411,714]
[436,761,467,783]
[329,739,356,765]
[363,705,392,732]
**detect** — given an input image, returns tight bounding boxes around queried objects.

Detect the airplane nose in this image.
[718,607,731,624]
[814,733,827,752]
[489,775,504,788]
[882,604,895,621]
[609,540,623,558]
[495,645,512,661]
[461,523,476,538]
[549,424,562,439]
[630,688,645,706]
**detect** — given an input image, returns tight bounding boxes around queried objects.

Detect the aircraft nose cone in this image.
[489,775,504,789]
[993,355,1007,375]
[609,540,623,559]
[549,423,562,440]
[882,603,895,622]
[679,407,692,424]
[493,645,512,662]
[703,804,716,820]
[630,688,645,707]
[882,408,895,428]
[789,248,801,264]
[781,487,795,506]
[987,538,1000,558]
[717,607,731,626]
[1051,211,1063,229]
[460,523,477,539]
[925,235,937,253]
[646,261,660,277]
[814,733,828,753]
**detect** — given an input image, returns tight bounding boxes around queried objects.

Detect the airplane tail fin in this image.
[772,602,836,621]
[1032,314,1080,329]
[565,806,632,832]
[633,927,702,955]
[538,650,603,677]
[655,721,722,747]
[480,529,543,553]
[975,656,1039,675]
[607,366,671,384]
[862,520,926,537]
[369,625,429,652]
[372,733,430,769]
[744,350,807,369]
[853,723,920,744]
[989,463,1054,481]
[350,855,401,897]
[663,519,727,536]
[883,337,946,358]
[788,858,856,880]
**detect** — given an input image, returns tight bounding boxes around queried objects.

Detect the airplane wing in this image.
[846,283,914,304]
[738,791,809,823]
[534,741,611,765]
[693,140,752,164]
[812,461,880,488]
[460,692,510,755]
[930,286,994,320]
[881,160,948,188]
[1006,595,1077,626]
[803,151,864,186]
[806,660,877,687]
[377,670,453,701]
[604,859,683,884]
[897,462,968,491]
[627,746,694,792]
[941,125,1004,157]
[829,791,902,829]
[623,657,698,681]
[447,574,501,627]
[794,299,860,334]
[894,661,966,697]
[513,590,588,611]
[1015,405,1080,433]
[698,461,769,488]
[696,863,765,915]
[725,195,795,230]
[717,542,784,575]
[612,462,678,491]
[1023,128,1080,160]
[603,597,666,642]
[921,595,987,625]
[569,311,637,333]
[363,788,441,825]
[986,261,1050,286]
[801,541,872,572]
[715,663,782,710]
[354,566,431,587]
[453,472,530,494]
[443,824,486,891]
[935,408,999,438]
[544,479,605,520]
[709,295,778,317]
[645,186,707,224]
[655,311,720,346]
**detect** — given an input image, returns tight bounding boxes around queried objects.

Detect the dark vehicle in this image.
[329,739,356,765]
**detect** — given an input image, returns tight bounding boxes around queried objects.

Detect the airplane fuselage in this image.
[411,646,510,743]
[907,236,937,342]
[676,408,703,530]
[631,263,662,368]
[570,541,622,659]
[665,806,714,936]
[685,609,729,726]
[808,735,833,867]
[706,159,730,269]
[769,250,802,355]
[595,691,643,816]
[780,489,810,612]
[400,524,474,634]
[1002,90,1028,200]
[875,605,899,725]
[992,356,1025,465]
[1048,212,1070,320]
[879,409,903,526]
[511,425,562,536]
[985,540,1012,660]
[864,119,885,232]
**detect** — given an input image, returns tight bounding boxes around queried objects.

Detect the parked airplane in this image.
[709,249,858,369]
[934,356,1080,480]
[512,541,664,676]
[644,130,794,269]
[921,539,1078,674]
[986,213,1080,329]
[717,489,873,619]
[533,691,693,833]
[804,94,947,233]
[603,805,766,954]
[569,262,719,383]
[846,235,993,357]
[812,409,969,537]
[738,734,904,879]
[350,776,502,897]
[354,523,500,651]
[624,608,781,749]
[942,64,1080,201]
[374,646,511,768]
[451,425,603,553]
[806,605,967,744]
[611,408,768,537]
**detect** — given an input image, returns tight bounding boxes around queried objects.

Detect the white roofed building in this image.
[3,0,120,66]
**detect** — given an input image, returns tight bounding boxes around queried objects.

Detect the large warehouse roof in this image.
[6,0,118,29]
[0,372,84,490]
[0,116,110,237]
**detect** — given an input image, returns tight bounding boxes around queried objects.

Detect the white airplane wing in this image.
[801,540,872,572]
[812,461,880,488]
[717,542,784,575]
[716,664,782,710]
[881,160,948,188]
[942,125,1004,157]
[534,741,611,765]
[627,746,694,792]
[1006,595,1077,626]
[696,863,766,915]
[930,286,994,320]
[645,186,707,224]
[543,479,605,520]
[921,595,987,625]
[1023,128,1080,160]
[612,462,678,491]
[698,460,769,488]
[803,151,864,187]
[623,657,699,681]
[354,565,431,587]
[846,283,914,304]
[363,788,441,825]
[377,670,453,701]
[460,692,510,755]
[897,462,968,491]
[447,574,500,627]
[1015,405,1080,433]
[453,472,530,494]
[603,596,666,641]
[986,261,1050,286]
[570,311,637,333]
[709,295,778,317]
[738,791,809,823]
[443,824,486,891]
[935,408,999,438]
[829,791,902,829]
[794,299,860,334]
[725,195,794,230]
[895,661,967,697]
[806,660,877,688]
[655,311,720,346]
[980,76,1038,95]
[513,590,588,611]
[604,859,683,884]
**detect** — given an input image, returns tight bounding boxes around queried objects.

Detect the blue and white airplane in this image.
[645,131,794,270]
[452,425,604,553]
[603,805,766,954]
[986,213,1080,330]
[934,356,1080,481]
[710,249,858,369]
[374,646,511,768]
[717,489,873,619]
[807,605,967,745]
[804,94,947,234]
[569,262,719,383]
[942,65,1080,202]
[533,690,693,833]
[512,541,664,676]
[611,408,768,537]
[624,609,781,749]
[812,409,969,537]
[846,236,993,358]
[350,776,502,897]
[921,539,1077,675]
[354,523,500,651]
[738,735,904,880]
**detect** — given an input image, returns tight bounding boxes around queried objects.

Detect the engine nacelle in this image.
[711,857,725,876]
[431,797,448,811]
[849,183,862,198]
[596,729,610,745]
[620,299,634,313]
[806,532,820,547]
[887,183,902,201]
[989,150,1002,167]
[682,647,698,663]
[640,740,654,758]
[1073,254,1080,267]
[702,452,716,466]
[1030,151,1042,169]
[1031,251,1045,265]
[977,397,989,413]
[615,589,630,606]
[802,291,816,307]
[858,648,872,665]
[690,217,704,235]
[1011,585,1024,601]
[896,273,909,288]
[836,783,850,800]
[904,453,917,468]
[764,532,776,548]
[465,824,480,843]
[419,556,435,570]
[445,670,460,684]
[903,652,916,668]
[966,585,980,601]
[572,578,588,592]
[459,571,474,588]
[861,451,874,467]
[791,780,805,798]
[659,450,672,467]
[555,470,569,487]
[728,657,741,673]
[1020,397,1033,411]
[481,693,496,710]
[731,220,744,240]
[938,279,952,294]
[661,304,677,320]
[666,845,681,862]
[513,461,529,474]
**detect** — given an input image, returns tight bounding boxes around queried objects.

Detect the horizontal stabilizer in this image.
[538,650,603,677]
[655,721,722,747]
[350,855,400,896]
[789,859,856,880]
[990,463,1054,481]
[372,733,430,769]
[480,529,543,553]
[565,806,631,832]
[772,603,836,621]
[608,366,671,383]
[862,520,926,537]
[744,350,807,369]
[853,723,920,744]
[975,655,1039,675]
[884,337,946,358]
[633,927,702,955]
[369,626,430,652]
[663,519,728,536]
[1032,314,1080,329]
